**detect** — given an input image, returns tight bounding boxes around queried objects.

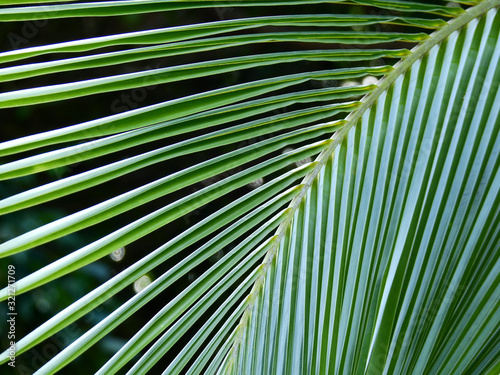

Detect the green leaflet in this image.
[0,0,455,21]
[0,31,426,83]
[352,0,464,16]
[0,49,406,108]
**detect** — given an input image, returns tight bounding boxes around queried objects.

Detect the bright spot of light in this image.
[133,275,152,293]
[248,178,264,189]
[110,247,126,262]
[210,250,225,262]
[362,76,378,86]
[296,156,312,167]
[341,80,359,87]
[36,297,50,313]
[282,147,312,167]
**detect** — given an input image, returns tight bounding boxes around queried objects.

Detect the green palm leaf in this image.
[0,0,499,374]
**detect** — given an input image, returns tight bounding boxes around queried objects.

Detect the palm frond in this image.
[0,0,499,374]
